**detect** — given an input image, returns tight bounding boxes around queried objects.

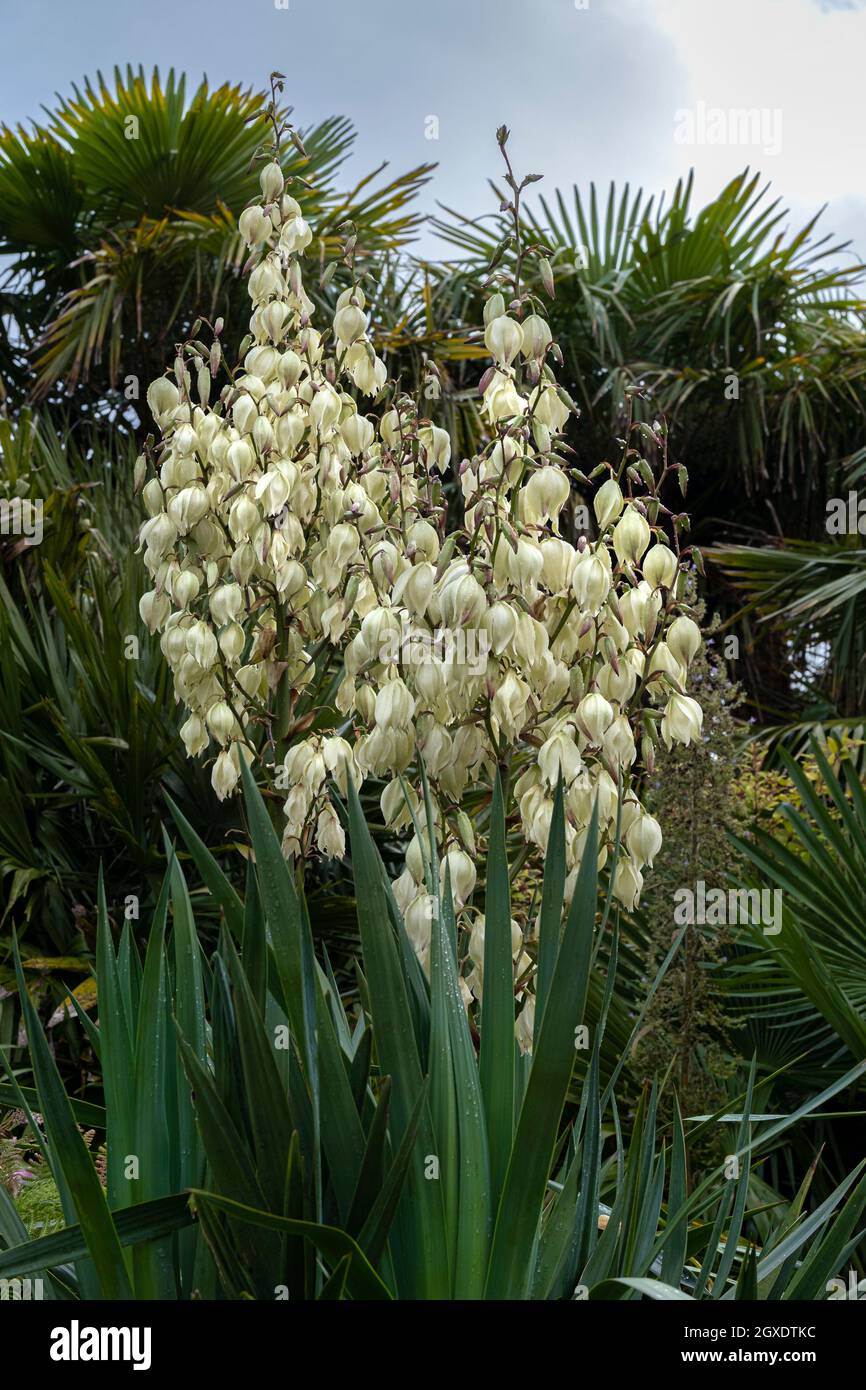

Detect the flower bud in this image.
[219,622,246,664]
[666,615,701,667]
[643,544,678,590]
[180,713,209,757]
[206,700,235,744]
[375,677,415,731]
[520,315,552,358]
[172,569,201,608]
[594,477,624,530]
[612,506,650,566]
[661,693,703,748]
[334,302,367,345]
[259,161,284,201]
[441,845,477,910]
[577,691,614,743]
[212,748,240,800]
[523,465,570,525]
[139,589,170,634]
[625,813,662,869]
[239,206,272,247]
[612,856,643,911]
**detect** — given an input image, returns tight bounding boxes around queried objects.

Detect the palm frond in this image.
[432,169,866,501]
[0,67,433,405]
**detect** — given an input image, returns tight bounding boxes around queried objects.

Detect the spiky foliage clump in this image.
[1,764,864,1301]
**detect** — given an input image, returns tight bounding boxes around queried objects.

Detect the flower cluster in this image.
[138,143,703,1028]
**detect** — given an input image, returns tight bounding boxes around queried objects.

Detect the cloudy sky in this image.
[3,0,865,263]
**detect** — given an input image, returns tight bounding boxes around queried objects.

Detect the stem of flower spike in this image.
[275,606,292,751]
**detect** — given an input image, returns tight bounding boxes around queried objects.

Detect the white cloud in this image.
[650,0,866,202]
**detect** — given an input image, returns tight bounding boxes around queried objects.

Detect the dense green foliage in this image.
[2,769,863,1300]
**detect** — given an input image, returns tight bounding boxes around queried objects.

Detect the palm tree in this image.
[0,66,435,419]
[432,170,866,539]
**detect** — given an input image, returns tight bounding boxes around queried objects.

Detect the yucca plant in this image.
[0,408,359,968]
[1,762,864,1299]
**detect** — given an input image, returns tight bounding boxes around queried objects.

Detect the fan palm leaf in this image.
[432,168,866,506]
[0,67,433,403]
[709,535,866,733]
